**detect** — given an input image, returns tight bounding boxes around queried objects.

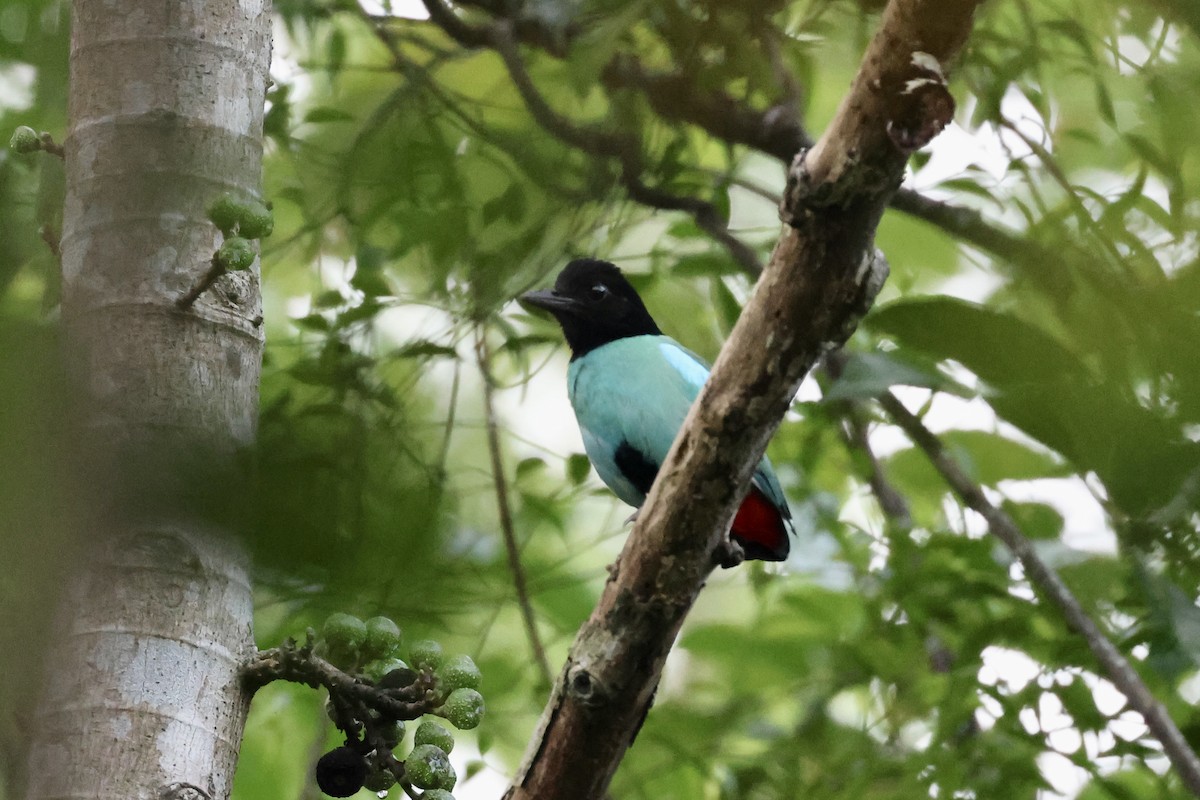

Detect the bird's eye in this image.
[588,283,609,300]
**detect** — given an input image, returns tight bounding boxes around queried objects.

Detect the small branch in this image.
[621,169,764,276]
[175,254,226,310]
[824,351,912,527]
[877,391,1200,798]
[762,29,804,123]
[418,0,489,47]
[39,224,62,263]
[487,20,628,159]
[38,132,65,159]
[845,408,912,527]
[888,188,1058,267]
[600,55,812,161]
[409,0,1055,283]
[825,350,907,525]
[474,326,554,688]
[409,1,763,275]
[244,636,442,723]
[493,22,761,273]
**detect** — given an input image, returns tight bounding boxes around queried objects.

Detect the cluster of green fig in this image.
[313,613,485,799]
[206,193,273,272]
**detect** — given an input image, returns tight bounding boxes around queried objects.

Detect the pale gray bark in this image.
[24,0,272,798]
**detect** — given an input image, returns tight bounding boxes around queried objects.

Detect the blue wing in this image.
[567,335,791,524]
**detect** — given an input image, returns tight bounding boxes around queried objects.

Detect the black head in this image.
[521,259,661,358]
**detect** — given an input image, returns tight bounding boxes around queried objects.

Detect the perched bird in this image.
[521,258,792,563]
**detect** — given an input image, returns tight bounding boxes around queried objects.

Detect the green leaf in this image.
[293,314,330,332]
[823,351,972,401]
[566,453,591,486]
[868,296,1083,388]
[391,340,458,359]
[334,299,384,327]
[671,253,738,278]
[999,500,1064,541]
[886,430,1068,489]
[515,457,546,481]
[709,278,742,332]
[303,106,355,124]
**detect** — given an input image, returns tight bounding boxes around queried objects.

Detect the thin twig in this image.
[878,390,1200,797]
[846,408,912,527]
[824,351,912,527]
[39,132,65,159]
[411,0,763,275]
[488,20,627,158]
[600,55,812,159]
[408,0,1057,283]
[474,325,554,688]
[243,637,440,721]
[39,224,61,263]
[497,27,762,273]
[176,254,226,310]
[622,169,764,276]
[888,188,1055,266]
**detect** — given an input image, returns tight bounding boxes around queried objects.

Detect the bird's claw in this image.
[624,509,640,526]
[715,538,745,569]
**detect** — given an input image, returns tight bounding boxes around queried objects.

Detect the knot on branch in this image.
[566,664,608,706]
[779,147,898,226]
[157,783,210,800]
[883,51,955,154]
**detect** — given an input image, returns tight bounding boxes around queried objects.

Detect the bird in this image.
[521,258,792,563]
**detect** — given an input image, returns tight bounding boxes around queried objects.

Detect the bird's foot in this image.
[715,538,745,570]
[624,509,640,526]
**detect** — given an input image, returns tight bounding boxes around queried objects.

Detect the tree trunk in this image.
[24,0,271,798]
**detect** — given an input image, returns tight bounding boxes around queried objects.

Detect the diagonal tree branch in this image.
[504,2,980,798]
[824,364,913,529]
[621,168,765,275]
[600,55,812,160]
[824,352,913,528]
[876,389,1200,796]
